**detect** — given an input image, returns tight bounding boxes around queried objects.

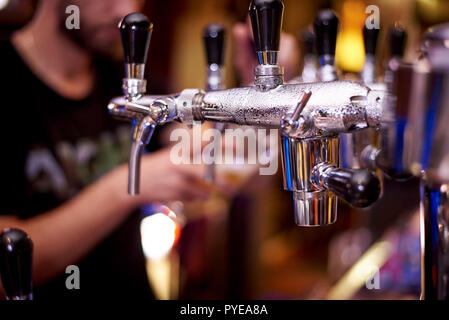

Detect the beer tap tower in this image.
[107,0,449,301]
[109,0,383,229]
[118,13,154,195]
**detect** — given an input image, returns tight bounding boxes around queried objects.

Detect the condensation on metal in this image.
[201,81,379,138]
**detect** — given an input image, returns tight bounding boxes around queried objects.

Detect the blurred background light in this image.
[0,0,9,11]
[140,212,179,260]
[336,0,366,72]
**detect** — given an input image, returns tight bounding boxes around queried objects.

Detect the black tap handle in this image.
[302,28,316,55]
[313,9,339,57]
[324,168,380,208]
[119,12,153,65]
[363,25,380,55]
[0,229,33,300]
[389,24,407,58]
[249,0,284,52]
[203,24,226,66]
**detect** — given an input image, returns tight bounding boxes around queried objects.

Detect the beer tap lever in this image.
[0,229,33,300]
[118,12,154,195]
[314,9,339,81]
[312,164,381,208]
[362,25,380,85]
[120,12,153,92]
[249,0,284,90]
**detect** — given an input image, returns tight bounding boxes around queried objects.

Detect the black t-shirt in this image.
[0,40,153,300]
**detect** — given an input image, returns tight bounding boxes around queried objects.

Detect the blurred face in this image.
[59,0,145,59]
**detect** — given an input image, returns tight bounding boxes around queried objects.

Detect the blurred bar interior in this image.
[1,0,449,300]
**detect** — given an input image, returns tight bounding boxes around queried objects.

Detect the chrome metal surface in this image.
[128,116,156,195]
[195,81,376,137]
[175,89,205,126]
[256,51,279,65]
[125,63,145,79]
[123,63,147,98]
[108,94,175,195]
[281,136,339,226]
[281,90,312,136]
[254,64,284,91]
[340,128,380,170]
[293,190,337,226]
[122,78,147,98]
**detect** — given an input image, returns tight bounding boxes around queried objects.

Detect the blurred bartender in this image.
[0,0,212,299]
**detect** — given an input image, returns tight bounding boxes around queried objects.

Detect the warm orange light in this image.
[336,0,366,72]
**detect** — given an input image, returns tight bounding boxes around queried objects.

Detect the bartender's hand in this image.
[0,147,213,288]
[130,148,212,205]
[232,21,300,86]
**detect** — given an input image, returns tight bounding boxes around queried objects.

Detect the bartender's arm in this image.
[0,148,209,290]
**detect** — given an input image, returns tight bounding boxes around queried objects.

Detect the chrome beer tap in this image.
[0,229,33,300]
[115,13,154,195]
[203,23,226,183]
[108,2,383,226]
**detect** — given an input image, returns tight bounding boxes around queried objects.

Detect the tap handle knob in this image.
[323,168,380,208]
[119,13,153,68]
[249,0,284,60]
[389,24,407,58]
[203,24,226,66]
[363,25,380,55]
[313,9,339,58]
[0,229,33,300]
